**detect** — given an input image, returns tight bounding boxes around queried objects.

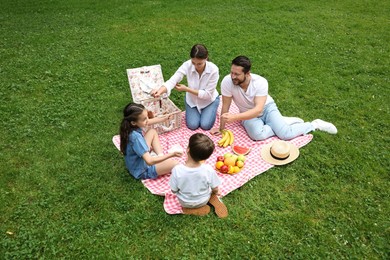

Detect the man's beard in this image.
[232,76,246,86]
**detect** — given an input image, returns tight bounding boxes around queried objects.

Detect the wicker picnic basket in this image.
[127,64,182,134]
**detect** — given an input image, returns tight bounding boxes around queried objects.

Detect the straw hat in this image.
[261,140,299,165]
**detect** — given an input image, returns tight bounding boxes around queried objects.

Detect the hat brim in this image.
[261,141,299,166]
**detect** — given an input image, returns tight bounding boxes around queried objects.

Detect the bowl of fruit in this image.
[215,153,246,174]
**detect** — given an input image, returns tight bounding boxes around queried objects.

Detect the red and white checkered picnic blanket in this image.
[112,101,313,214]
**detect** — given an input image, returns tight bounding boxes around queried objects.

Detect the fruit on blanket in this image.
[216,153,245,174]
[236,160,244,168]
[227,130,234,146]
[237,155,246,162]
[216,156,225,162]
[224,157,236,167]
[220,165,229,173]
[215,161,224,170]
[233,166,241,173]
[224,152,233,159]
[217,130,229,146]
[222,135,230,147]
[232,145,251,156]
[217,129,235,147]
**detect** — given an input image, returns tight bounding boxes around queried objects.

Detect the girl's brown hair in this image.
[119,103,145,155]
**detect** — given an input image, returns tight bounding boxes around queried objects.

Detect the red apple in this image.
[220,165,229,173]
[216,156,225,162]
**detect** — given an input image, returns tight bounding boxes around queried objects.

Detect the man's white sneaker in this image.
[311,119,338,134]
[283,116,304,125]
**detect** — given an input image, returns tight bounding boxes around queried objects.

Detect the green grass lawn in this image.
[1,0,389,258]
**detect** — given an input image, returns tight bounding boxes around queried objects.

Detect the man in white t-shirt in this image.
[211,56,337,140]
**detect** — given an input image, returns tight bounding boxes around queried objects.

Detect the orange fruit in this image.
[224,157,236,167]
[215,161,224,170]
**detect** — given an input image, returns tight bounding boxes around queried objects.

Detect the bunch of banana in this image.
[217,129,234,148]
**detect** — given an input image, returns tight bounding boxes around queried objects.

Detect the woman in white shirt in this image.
[151,44,220,130]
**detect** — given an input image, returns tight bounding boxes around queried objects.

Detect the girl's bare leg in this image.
[144,129,163,154]
[144,129,179,175]
[155,159,179,176]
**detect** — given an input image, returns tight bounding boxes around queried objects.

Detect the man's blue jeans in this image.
[185,96,220,130]
[242,101,314,141]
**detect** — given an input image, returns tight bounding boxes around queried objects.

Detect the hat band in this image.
[270,151,290,160]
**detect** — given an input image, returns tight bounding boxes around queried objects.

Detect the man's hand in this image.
[221,112,236,123]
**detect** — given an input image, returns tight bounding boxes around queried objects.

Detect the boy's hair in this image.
[190,44,209,60]
[232,55,251,74]
[119,102,145,155]
[188,133,215,162]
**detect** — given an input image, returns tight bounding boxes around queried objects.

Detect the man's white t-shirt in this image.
[221,73,274,116]
[169,164,221,208]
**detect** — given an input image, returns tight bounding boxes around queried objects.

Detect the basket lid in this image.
[127,64,167,103]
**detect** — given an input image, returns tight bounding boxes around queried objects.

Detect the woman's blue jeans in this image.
[185,96,220,130]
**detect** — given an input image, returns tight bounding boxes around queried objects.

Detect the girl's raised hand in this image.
[172,151,183,157]
[162,114,173,121]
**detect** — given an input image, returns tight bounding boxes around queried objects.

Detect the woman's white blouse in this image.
[164,60,219,111]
